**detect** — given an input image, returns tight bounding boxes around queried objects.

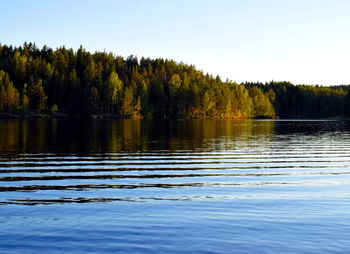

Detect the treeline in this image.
[245,82,348,118]
[0,43,349,119]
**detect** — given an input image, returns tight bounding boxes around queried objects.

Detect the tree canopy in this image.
[0,43,349,118]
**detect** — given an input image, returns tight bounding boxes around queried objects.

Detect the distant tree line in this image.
[0,43,349,118]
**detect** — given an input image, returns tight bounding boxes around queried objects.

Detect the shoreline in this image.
[0,112,349,121]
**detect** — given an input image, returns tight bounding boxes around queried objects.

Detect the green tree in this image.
[21,83,29,112]
[91,86,100,113]
[249,87,275,118]
[28,79,47,111]
[0,70,20,111]
[134,96,142,117]
[103,71,123,112]
[10,51,27,85]
[0,43,348,119]
[121,86,134,116]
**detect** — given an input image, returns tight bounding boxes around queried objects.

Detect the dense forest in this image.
[0,43,349,119]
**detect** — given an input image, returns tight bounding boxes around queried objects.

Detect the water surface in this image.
[1,119,350,253]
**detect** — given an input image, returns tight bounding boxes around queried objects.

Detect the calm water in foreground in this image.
[1,119,350,253]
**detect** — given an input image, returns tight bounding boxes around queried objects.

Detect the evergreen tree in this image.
[0,43,347,119]
[0,70,20,111]
[28,79,47,111]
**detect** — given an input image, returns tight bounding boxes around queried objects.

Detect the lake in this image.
[1,119,350,253]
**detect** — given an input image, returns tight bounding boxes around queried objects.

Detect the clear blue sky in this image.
[1,0,350,85]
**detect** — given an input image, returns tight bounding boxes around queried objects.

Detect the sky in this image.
[1,0,350,85]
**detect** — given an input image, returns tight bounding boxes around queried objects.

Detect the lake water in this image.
[1,119,350,253]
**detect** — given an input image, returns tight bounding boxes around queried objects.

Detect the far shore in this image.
[1,112,350,121]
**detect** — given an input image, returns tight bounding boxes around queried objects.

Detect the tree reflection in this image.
[0,119,276,156]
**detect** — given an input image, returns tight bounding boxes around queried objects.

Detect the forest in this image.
[0,43,349,119]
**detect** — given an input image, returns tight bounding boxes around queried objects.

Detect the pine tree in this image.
[28,79,47,111]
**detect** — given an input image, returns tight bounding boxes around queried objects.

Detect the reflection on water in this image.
[1,119,350,253]
[0,119,276,154]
